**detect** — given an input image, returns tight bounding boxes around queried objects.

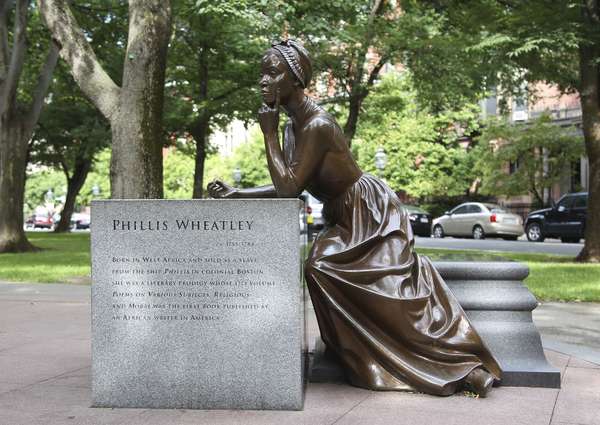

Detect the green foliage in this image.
[163,149,195,199]
[77,148,111,205]
[204,153,232,187]
[430,0,592,102]
[204,127,271,189]
[23,1,124,213]
[272,1,497,117]
[474,115,584,205]
[13,3,54,107]
[24,168,66,215]
[29,62,111,174]
[25,148,111,214]
[165,0,275,138]
[353,73,481,198]
[69,1,128,86]
[164,0,280,196]
[283,0,407,78]
[427,1,599,261]
[230,128,272,188]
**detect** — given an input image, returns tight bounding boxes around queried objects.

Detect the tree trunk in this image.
[39,0,171,199]
[343,94,364,145]
[340,0,385,146]
[0,118,37,252]
[54,159,92,233]
[191,115,209,199]
[342,57,384,146]
[0,1,58,253]
[531,185,544,209]
[576,42,600,262]
[191,46,210,199]
[110,0,170,199]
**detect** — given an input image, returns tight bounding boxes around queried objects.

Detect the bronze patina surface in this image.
[208,40,501,397]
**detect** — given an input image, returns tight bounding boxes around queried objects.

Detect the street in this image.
[414,235,584,256]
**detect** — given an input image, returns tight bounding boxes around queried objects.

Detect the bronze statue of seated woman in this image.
[208,39,501,397]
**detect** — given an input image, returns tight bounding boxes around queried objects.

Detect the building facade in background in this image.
[481,83,588,216]
[210,120,250,157]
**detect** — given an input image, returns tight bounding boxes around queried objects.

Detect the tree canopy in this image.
[29,62,111,231]
[4,0,597,262]
[425,0,600,261]
[353,73,481,198]
[165,0,276,197]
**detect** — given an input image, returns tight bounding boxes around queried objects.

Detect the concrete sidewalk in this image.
[1,283,599,425]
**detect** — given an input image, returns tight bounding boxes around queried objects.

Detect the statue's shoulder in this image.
[305,114,334,131]
[304,106,342,135]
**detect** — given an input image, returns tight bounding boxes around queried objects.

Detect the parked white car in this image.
[432,203,524,240]
[71,213,91,230]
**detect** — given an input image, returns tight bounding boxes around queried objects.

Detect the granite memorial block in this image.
[91,199,306,410]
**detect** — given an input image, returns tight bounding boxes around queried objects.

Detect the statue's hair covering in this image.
[270,39,312,88]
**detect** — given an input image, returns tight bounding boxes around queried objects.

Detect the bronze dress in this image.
[305,173,502,395]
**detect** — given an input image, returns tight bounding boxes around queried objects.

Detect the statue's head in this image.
[260,39,312,106]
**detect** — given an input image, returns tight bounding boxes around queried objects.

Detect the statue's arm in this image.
[233,184,277,198]
[206,181,277,199]
[208,100,327,199]
[207,120,326,199]
[264,119,328,198]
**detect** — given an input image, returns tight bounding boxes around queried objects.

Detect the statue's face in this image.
[259,50,297,106]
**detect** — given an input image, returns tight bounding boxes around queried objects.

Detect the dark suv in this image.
[525,192,587,243]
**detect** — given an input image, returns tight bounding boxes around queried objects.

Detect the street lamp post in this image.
[45,189,55,229]
[232,167,242,188]
[374,146,387,178]
[45,188,54,204]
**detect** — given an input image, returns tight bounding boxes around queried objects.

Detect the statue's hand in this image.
[258,89,280,135]
[207,179,238,199]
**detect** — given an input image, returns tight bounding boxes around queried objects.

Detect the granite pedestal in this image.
[91,199,306,410]
[438,261,560,388]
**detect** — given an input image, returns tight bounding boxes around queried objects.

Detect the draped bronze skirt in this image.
[305,174,501,395]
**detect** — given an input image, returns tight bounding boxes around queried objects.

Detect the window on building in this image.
[514,97,527,111]
[509,158,520,174]
[512,96,528,121]
[485,95,497,116]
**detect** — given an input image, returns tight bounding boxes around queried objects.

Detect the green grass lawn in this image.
[0,233,598,302]
[416,248,600,302]
[0,232,91,284]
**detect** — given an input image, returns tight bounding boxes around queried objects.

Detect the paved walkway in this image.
[1,283,599,425]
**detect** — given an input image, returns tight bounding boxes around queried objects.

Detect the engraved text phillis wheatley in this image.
[107,217,273,323]
[111,219,254,231]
